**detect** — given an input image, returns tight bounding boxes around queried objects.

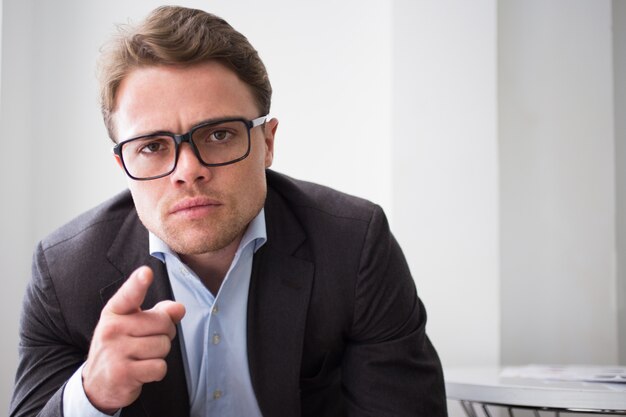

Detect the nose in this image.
[169,143,211,185]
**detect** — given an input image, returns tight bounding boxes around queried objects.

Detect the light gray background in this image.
[1,1,624,415]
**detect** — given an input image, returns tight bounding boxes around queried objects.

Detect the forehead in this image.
[113,62,258,138]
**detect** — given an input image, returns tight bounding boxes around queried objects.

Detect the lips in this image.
[169,196,222,215]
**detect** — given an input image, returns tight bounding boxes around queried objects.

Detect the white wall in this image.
[499,0,618,365]
[392,0,500,368]
[0,0,3,92]
[0,0,36,410]
[614,0,626,366]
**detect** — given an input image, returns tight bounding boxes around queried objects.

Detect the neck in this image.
[179,235,242,295]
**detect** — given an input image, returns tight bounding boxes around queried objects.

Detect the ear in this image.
[263,118,278,168]
[113,153,124,170]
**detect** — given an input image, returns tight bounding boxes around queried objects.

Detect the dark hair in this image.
[98,6,272,141]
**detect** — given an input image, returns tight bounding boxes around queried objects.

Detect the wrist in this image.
[81,364,120,415]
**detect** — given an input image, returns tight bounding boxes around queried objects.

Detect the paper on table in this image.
[501,365,626,384]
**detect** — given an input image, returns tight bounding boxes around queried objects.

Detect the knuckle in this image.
[98,320,123,341]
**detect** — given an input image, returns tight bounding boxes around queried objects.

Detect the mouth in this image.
[169,197,222,217]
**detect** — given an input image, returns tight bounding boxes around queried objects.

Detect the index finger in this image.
[105,266,153,315]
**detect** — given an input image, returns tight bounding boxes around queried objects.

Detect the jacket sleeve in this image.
[9,242,87,417]
[341,206,448,417]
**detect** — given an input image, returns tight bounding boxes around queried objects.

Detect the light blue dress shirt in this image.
[63,209,266,417]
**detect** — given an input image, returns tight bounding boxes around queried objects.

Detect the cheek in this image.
[252,143,272,171]
[229,143,267,182]
[128,182,163,220]
[225,158,267,204]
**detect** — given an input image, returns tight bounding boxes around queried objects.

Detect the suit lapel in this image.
[247,187,314,417]
[103,208,190,417]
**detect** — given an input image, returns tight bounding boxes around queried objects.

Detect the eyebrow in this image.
[126,115,249,140]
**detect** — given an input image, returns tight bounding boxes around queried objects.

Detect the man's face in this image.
[113,62,277,255]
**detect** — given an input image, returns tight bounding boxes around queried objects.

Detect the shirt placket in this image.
[205,299,228,412]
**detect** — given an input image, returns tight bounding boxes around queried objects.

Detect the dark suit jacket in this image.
[10,170,447,417]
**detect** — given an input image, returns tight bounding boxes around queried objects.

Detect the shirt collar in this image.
[149,208,267,262]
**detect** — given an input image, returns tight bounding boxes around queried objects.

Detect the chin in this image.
[166,229,242,255]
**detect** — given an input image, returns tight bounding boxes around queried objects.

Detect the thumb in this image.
[106,266,153,315]
[154,300,186,324]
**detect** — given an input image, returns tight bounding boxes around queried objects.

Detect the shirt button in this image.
[213,390,223,400]
[212,333,221,345]
[212,304,219,314]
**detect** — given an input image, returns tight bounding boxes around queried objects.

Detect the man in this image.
[10,6,447,417]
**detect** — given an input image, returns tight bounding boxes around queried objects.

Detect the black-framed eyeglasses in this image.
[112,115,268,180]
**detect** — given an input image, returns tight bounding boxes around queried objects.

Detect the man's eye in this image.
[144,143,161,152]
[139,139,169,154]
[210,130,231,142]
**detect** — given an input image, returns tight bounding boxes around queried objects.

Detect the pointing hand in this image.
[82,266,185,414]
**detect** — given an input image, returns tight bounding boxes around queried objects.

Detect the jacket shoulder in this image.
[266,170,378,223]
[41,190,135,251]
